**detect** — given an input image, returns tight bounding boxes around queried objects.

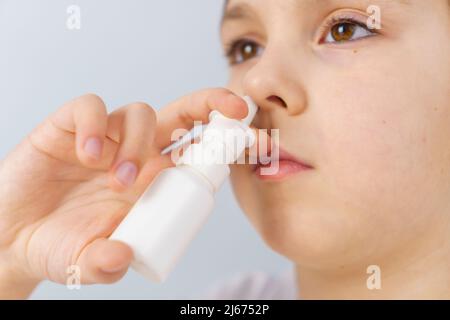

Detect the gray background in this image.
[0,0,290,299]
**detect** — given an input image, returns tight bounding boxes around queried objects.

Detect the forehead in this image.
[222,0,410,20]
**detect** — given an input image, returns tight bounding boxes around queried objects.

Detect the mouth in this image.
[250,145,314,181]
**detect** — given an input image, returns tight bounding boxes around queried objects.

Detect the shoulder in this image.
[200,268,298,300]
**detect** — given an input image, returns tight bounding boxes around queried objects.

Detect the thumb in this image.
[75,238,133,284]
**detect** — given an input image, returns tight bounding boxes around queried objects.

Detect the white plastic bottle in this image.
[109,96,258,282]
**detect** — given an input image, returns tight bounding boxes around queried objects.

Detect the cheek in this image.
[313,65,449,223]
[229,165,291,239]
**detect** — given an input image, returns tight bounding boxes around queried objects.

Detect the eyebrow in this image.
[220,0,411,29]
[220,1,253,28]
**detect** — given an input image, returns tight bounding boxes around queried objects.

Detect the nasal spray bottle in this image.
[109,96,258,282]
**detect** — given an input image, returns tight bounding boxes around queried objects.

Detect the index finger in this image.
[155,88,249,150]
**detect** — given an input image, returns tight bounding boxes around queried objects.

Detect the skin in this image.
[0,90,249,299]
[222,0,450,298]
[0,0,448,300]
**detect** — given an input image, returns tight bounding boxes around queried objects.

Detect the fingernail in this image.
[84,137,103,160]
[100,263,129,274]
[115,161,138,187]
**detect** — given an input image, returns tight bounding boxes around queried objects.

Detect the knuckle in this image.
[74,93,107,113]
[127,102,156,120]
[79,93,105,106]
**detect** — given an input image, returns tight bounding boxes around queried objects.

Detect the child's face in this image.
[221,0,450,269]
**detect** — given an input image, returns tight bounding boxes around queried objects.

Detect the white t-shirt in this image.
[200,268,298,300]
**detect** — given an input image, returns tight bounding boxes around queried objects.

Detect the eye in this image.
[323,19,376,44]
[224,39,263,65]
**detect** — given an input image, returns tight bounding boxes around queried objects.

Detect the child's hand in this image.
[0,89,248,298]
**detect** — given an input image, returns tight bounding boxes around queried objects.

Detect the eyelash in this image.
[224,16,379,66]
[319,16,378,44]
[224,38,262,66]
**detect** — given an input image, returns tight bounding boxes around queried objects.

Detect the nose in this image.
[242,46,307,118]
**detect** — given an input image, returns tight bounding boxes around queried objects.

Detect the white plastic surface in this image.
[110,167,214,282]
[109,96,259,282]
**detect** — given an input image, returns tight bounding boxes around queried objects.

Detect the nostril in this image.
[267,95,287,108]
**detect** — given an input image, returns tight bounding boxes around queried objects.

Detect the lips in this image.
[250,145,313,180]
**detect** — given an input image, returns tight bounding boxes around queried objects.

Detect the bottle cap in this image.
[177,96,259,192]
[241,96,258,126]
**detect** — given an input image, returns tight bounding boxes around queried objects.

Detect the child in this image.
[0,0,449,299]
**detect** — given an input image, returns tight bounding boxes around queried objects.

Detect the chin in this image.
[246,200,365,270]
[231,169,368,270]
